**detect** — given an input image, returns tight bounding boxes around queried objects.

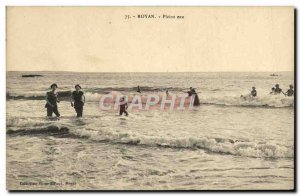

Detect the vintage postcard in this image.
[6,6,294,190]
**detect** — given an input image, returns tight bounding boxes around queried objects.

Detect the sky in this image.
[6,7,294,72]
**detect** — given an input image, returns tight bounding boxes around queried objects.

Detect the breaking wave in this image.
[6,124,294,159]
[200,94,294,108]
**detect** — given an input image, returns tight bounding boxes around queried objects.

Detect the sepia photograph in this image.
[6,6,294,190]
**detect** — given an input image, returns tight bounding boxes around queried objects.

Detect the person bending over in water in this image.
[251,87,257,97]
[70,84,85,117]
[187,87,200,106]
[119,96,128,116]
[274,84,285,95]
[45,83,60,118]
[137,86,141,93]
[285,85,294,97]
[187,87,193,96]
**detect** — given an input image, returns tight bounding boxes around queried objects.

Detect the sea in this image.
[6,71,294,190]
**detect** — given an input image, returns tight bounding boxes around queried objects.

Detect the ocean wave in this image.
[6,86,183,100]
[6,125,70,137]
[6,90,294,108]
[201,94,294,108]
[85,86,183,93]
[6,90,72,100]
[6,124,294,159]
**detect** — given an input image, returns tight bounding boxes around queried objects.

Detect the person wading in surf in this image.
[137,86,141,93]
[45,83,60,118]
[274,84,285,95]
[70,84,85,117]
[251,87,257,97]
[187,87,193,96]
[285,85,294,97]
[187,87,200,106]
[119,96,129,116]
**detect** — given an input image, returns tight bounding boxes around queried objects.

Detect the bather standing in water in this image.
[285,85,294,97]
[137,86,141,93]
[45,83,60,118]
[274,84,285,95]
[251,87,257,97]
[166,89,169,97]
[187,87,200,106]
[187,87,193,96]
[119,96,129,116]
[70,84,85,117]
[193,89,200,106]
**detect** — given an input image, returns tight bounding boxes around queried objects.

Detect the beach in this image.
[6,71,294,190]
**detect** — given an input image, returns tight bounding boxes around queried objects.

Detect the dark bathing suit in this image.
[45,91,60,117]
[188,89,200,106]
[72,91,84,117]
[120,102,128,116]
[286,89,294,96]
[274,88,282,94]
[193,94,200,106]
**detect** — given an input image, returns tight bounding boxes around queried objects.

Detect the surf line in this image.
[99,94,197,111]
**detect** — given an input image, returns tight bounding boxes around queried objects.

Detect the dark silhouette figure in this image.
[137,86,141,93]
[285,85,294,97]
[45,83,60,117]
[274,84,285,95]
[270,87,276,94]
[251,87,257,97]
[120,97,128,116]
[70,84,85,117]
[187,87,200,106]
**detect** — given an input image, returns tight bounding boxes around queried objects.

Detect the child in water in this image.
[251,87,257,97]
[119,96,128,116]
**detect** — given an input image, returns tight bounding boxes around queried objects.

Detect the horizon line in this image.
[6,70,294,73]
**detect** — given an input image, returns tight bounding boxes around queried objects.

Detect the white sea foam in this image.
[6,118,293,159]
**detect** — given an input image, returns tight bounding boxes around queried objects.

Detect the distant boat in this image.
[270,73,279,77]
[22,74,43,78]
